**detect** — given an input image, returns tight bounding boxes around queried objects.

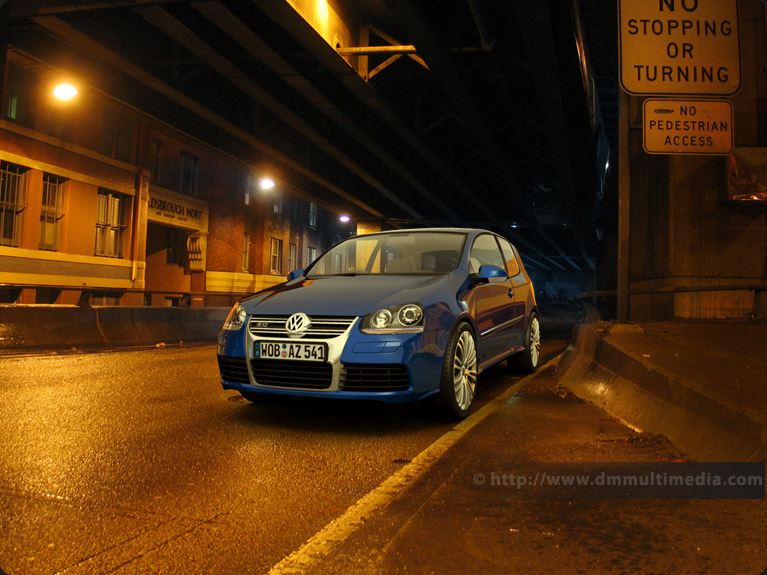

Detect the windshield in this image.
[305,232,466,278]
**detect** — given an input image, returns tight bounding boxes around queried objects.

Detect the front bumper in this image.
[217,317,447,402]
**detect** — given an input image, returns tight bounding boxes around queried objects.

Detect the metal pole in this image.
[336,45,417,56]
[617,90,631,322]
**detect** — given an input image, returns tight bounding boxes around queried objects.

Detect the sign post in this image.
[616,1,742,322]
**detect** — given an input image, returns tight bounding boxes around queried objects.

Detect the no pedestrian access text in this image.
[643,99,732,155]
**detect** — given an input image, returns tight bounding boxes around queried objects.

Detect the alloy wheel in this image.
[452,330,478,411]
[529,315,541,368]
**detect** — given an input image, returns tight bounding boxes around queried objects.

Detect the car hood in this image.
[241,274,454,316]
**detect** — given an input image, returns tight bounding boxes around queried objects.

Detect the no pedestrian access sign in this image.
[619,0,741,96]
[643,99,733,155]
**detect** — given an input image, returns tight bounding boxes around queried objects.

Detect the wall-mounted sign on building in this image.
[619,0,741,96]
[147,188,209,233]
[643,98,733,155]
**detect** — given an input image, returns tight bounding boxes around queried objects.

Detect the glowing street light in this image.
[339,214,350,223]
[259,177,276,191]
[53,83,78,101]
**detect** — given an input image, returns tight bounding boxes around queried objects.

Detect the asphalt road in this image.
[302,365,767,575]
[3,332,766,575]
[0,339,565,575]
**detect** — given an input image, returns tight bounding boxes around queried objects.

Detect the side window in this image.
[468,234,505,273]
[1,161,28,247]
[270,238,283,274]
[95,189,129,258]
[497,237,521,277]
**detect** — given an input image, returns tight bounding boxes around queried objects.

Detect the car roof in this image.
[356,227,492,236]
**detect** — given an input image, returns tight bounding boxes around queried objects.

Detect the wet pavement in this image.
[0,344,450,574]
[2,314,767,574]
[0,339,565,574]
[287,363,767,575]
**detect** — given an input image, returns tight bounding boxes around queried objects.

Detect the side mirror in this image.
[476,264,508,284]
[287,268,305,281]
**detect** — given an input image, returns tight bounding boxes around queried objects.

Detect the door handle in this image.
[507,289,514,298]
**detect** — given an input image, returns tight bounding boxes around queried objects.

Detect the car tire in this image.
[435,323,478,420]
[508,312,540,373]
[240,390,292,404]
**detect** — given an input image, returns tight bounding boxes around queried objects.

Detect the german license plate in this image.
[254,341,327,362]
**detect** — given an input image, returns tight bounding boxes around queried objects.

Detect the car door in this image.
[496,236,528,350]
[468,234,515,363]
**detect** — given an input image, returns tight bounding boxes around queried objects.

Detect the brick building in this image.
[0,49,345,307]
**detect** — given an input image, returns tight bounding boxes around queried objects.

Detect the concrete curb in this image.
[0,306,229,352]
[557,322,766,461]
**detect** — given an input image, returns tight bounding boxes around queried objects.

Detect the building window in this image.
[166,228,184,266]
[101,109,134,163]
[242,232,250,271]
[149,139,163,185]
[0,161,28,247]
[180,152,199,196]
[273,193,283,215]
[40,174,66,251]
[309,202,318,228]
[48,108,73,142]
[307,246,317,266]
[95,189,128,258]
[6,93,19,121]
[5,64,32,126]
[270,238,283,274]
[288,242,297,271]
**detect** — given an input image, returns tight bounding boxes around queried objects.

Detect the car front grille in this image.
[248,315,356,339]
[250,359,333,389]
[217,356,250,384]
[341,364,411,392]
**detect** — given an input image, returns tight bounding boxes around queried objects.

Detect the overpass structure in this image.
[1,0,611,281]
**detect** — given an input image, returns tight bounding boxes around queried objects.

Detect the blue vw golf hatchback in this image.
[217,228,539,419]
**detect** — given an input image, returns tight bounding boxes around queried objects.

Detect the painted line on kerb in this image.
[267,355,561,575]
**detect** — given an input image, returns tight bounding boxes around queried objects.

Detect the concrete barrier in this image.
[557,322,766,461]
[0,307,576,354]
[0,306,229,352]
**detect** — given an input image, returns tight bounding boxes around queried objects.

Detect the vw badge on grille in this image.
[285,312,311,335]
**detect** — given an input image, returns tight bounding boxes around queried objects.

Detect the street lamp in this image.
[259,177,276,191]
[53,83,78,101]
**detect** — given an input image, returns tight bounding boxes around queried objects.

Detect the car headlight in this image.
[361,303,424,333]
[223,302,248,331]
